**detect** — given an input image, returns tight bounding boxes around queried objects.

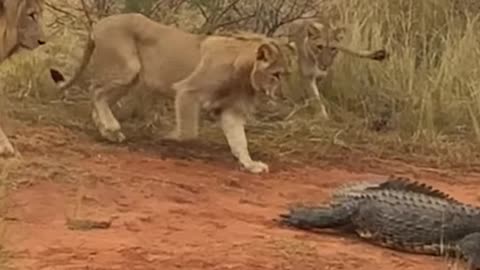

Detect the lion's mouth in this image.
[19,43,36,50]
[18,40,45,50]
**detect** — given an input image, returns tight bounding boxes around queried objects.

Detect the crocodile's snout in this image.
[277,212,309,228]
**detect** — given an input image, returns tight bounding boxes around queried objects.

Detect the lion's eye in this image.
[317,45,324,50]
[29,12,36,20]
[272,72,281,79]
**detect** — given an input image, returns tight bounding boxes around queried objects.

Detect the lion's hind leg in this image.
[92,83,134,143]
[90,42,141,143]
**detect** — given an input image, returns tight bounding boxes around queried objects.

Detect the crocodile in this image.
[277,175,480,269]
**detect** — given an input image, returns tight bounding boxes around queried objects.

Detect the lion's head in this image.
[306,22,345,71]
[250,41,289,99]
[0,0,46,58]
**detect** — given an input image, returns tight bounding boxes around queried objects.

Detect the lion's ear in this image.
[306,22,324,38]
[256,43,276,62]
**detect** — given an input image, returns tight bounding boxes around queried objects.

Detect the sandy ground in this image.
[1,125,479,270]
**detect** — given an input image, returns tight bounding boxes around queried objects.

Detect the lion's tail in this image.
[336,45,388,61]
[49,32,96,91]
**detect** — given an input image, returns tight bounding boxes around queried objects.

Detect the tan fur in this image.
[0,0,46,157]
[282,18,388,119]
[50,13,289,174]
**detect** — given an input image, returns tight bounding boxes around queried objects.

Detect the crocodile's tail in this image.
[458,232,480,270]
[277,205,352,230]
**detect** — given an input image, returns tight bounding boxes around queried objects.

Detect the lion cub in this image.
[49,13,289,174]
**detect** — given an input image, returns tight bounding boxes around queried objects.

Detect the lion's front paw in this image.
[164,130,182,141]
[243,160,269,174]
[164,130,196,142]
[0,140,15,158]
[112,131,126,143]
[101,129,126,143]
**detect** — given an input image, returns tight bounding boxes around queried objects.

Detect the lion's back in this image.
[87,12,205,89]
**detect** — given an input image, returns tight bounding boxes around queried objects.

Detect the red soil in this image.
[2,125,479,270]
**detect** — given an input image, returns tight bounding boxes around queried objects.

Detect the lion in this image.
[49,13,289,174]
[0,0,46,157]
[279,18,388,119]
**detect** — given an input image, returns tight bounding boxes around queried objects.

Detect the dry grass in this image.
[257,0,480,170]
[1,0,480,172]
[307,0,480,169]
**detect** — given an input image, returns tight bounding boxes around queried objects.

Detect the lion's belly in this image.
[140,63,197,95]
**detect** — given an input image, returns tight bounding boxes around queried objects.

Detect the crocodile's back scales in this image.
[350,189,480,255]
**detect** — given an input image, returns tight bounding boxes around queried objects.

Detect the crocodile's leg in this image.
[277,205,354,230]
[458,232,480,270]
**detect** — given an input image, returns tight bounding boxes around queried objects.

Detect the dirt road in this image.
[1,125,479,270]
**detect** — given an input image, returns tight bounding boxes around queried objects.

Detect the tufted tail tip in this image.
[458,232,480,270]
[371,49,389,61]
[50,68,65,84]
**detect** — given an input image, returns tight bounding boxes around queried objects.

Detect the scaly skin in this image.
[278,176,480,270]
